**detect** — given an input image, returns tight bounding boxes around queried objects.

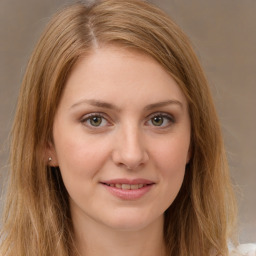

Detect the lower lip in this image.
[102,184,153,200]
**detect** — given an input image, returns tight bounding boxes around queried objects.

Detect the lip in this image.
[102,178,154,185]
[100,178,155,200]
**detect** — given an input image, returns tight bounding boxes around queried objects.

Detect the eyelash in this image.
[146,112,175,128]
[80,113,109,128]
[80,112,175,129]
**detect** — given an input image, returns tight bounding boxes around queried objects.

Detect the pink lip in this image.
[100,178,155,200]
[101,178,154,185]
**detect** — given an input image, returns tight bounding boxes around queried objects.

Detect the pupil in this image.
[90,116,102,126]
[152,116,163,126]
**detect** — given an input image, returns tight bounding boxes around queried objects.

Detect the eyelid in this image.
[79,111,175,129]
[81,112,104,121]
[146,112,175,127]
[80,112,112,128]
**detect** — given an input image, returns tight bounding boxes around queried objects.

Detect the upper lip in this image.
[100,178,155,185]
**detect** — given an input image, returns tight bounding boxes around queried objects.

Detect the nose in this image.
[112,125,149,170]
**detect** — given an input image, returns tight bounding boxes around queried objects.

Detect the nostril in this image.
[111,133,149,169]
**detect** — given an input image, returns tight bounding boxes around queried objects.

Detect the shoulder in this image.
[229,243,256,256]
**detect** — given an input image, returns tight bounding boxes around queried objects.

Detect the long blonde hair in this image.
[0,0,237,255]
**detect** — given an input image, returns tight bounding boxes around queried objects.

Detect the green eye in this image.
[81,113,109,129]
[89,116,102,126]
[147,113,174,128]
[151,116,164,126]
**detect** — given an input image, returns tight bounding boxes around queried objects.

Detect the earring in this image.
[48,157,52,162]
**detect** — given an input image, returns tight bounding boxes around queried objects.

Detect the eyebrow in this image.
[144,100,183,110]
[70,99,183,111]
[70,99,120,111]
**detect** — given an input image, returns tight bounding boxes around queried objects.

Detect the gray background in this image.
[0,0,255,242]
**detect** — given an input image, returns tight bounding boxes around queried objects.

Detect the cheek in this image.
[54,135,112,204]
[152,136,190,172]
[54,133,111,181]
[151,136,189,200]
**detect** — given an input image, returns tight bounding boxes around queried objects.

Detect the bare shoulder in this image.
[229,244,256,256]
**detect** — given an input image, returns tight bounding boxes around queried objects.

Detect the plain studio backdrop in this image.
[0,0,255,243]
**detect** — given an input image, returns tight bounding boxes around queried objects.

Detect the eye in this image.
[146,113,174,128]
[81,113,109,128]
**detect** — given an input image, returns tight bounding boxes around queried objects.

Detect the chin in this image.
[102,209,163,232]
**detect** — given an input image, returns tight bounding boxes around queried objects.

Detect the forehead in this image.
[61,46,188,109]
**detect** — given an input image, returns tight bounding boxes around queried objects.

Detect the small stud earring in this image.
[48,157,52,162]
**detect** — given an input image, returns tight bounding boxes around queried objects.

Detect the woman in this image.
[1,0,253,255]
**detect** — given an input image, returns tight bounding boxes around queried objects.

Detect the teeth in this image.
[131,184,139,189]
[106,183,146,190]
[122,184,130,190]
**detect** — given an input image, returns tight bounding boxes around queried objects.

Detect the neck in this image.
[72,213,166,256]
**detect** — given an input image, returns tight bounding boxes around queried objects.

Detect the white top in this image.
[229,244,256,256]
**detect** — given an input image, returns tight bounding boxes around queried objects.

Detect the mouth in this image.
[100,179,155,200]
[101,183,148,190]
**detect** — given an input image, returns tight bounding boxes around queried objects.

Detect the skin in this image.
[49,46,191,256]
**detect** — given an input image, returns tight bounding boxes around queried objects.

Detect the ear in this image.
[45,141,59,167]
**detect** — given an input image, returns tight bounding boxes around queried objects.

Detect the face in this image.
[49,46,191,232]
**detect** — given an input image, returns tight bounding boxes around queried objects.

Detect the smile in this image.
[104,183,146,190]
[100,179,155,200]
